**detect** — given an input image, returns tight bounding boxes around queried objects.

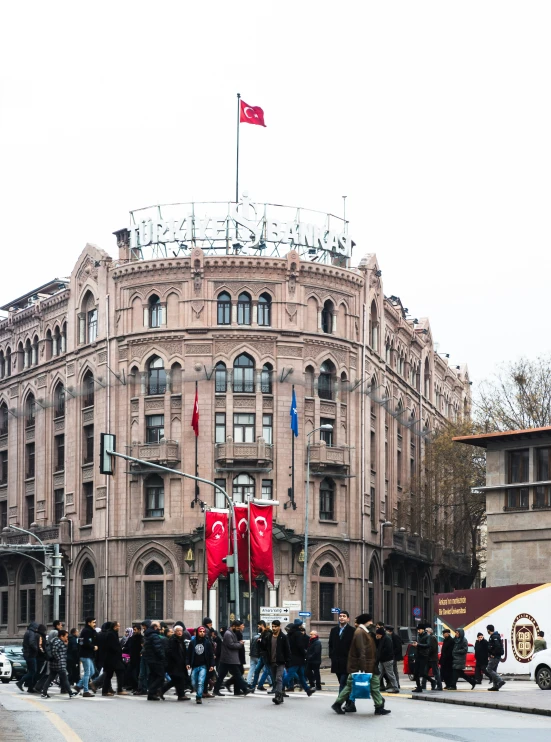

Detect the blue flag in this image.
[290,388,299,437]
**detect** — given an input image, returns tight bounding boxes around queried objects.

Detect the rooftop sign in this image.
[128,194,352,264]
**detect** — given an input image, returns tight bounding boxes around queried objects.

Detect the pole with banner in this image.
[235,94,267,203]
[236,93,241,203]
[192,381,199,505]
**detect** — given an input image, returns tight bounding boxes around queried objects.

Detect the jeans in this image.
[335,671,348,693]
[336,673,383,709]
[138,656,149,693]
[379,660,399,690]
[191,666,207,698]
[285,665,310,692]
[306,662,321,688]
[257,662,273,688]
[76,657,95,692]
[43,669,72,695]
[393,660,401,688]
[247,657,259,685]
[485,657,503,688]
[270,663,285,694]
[214,663,249,695]
[20,657,37,690]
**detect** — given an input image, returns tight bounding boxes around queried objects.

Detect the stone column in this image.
[268,579,280,607]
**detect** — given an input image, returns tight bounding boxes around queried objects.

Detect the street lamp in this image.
[302,423,333,618]
[380,521,393,622]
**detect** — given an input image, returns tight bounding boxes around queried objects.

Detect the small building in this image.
[454,426,551,587]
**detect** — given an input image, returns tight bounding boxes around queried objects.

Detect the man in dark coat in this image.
[412,624,434,692]
[212,621,251,697]
[268,620,291,705]
[451,629,475,690]
[422,627,442,691]
[17,621,41,693]
[186,626,215,704]
[126,625,143,691]
[387,626,403,689]
[376,627,399,692]
[328,610,355,692]
[286,620,315,695]
[306,631,322,690]
[102,622,127,696]
[474,632,489,684]
[142,622,167,701]
[67,629,80,685]
[439,628,454,689]
[161,625,191,700]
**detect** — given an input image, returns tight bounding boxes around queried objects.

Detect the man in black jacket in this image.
[268,620,291,705]
[439,629,454,689]
[486,624,506,691]
[306,631,322,690]
[17,621,41,693]
[74,617,98,697]
[412,624,434,692]
[376,627,399,692]
[387,626,403,689]
[423,627,442,691]
[474,632,489,684]
[143,622,167,701]
[286,620,315,695]
[186,626,214,704]
[213,621,251,697]
[328,610,355,692]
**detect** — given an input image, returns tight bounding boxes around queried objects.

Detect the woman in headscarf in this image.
[450,629,476,690]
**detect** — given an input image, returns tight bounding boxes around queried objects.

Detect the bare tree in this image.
[476,356,551,431]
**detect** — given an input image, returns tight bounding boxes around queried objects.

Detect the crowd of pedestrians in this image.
[14,612,513,711]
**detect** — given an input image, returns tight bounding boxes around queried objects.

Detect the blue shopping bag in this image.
[349,672,372,701]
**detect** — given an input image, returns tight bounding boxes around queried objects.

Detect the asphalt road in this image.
[1,684,551,742]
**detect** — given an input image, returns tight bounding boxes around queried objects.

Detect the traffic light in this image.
[42,571,52,596]
[100,433,116,475]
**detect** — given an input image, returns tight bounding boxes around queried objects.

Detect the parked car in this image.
[0,651,12,683]
[403,640,476,680]
[529,648,551,690]
[0,647,26,681]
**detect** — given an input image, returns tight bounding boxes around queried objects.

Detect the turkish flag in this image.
[240,100,266,127]
[191,387,199,436]
[233,504,251,583]
[205,510,229,589]
[250,503,274,584]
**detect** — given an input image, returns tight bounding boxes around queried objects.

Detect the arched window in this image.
[319,478,335,520]
[233,353,254,393]
[144,560,165,619]
[147,355,166,395]
[20,563,36,624]
[53,327,61,357]
[145,475,164,518]
[170,362,182,395]
[215,362,227,393]
[0,564,8,625]
[5,348,11,378]
[258,293,271,327]
[25,394,36,428]
[54,383,65,418]
[61,323,67,354]
[305,365,315,397]
[0,401,8,436]
[261,363,273,394]
[148,295,162,328]
[237,292,252,325]
[424,357,431,400]
[82,370,94,408]
[0,350,4,380]
[82,560,96,620]
[45,330,53,361]
[318,361,335,401]
[319,562,336,620]
[232,472,255,503]
[369,300,379,350]
[217,292,231,325]
[321,300,334,334]
[340,372,348,404]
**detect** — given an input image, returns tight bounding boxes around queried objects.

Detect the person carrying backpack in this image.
[486,624,506,691]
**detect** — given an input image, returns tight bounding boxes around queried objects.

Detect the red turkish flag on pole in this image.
[205,510,229,589]
[249,503,274,584]
[191,387,199,436]
[233,504,251,583]
[240,100,266,127]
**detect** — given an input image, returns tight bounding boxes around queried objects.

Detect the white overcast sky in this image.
[1,1,549,385]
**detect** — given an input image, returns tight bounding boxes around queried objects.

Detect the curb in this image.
[411,693,551,717]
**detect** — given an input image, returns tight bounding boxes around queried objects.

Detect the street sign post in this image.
[412,606,422,618]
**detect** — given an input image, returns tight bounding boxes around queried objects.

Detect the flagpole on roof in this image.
[236,93,241,203]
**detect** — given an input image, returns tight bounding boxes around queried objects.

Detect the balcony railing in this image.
[137,440,180,464]
[215,439,273,469]
[308,441,350,472]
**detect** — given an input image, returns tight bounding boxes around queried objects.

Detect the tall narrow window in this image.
[82,371,95,407]
[54,383,65,418]
[318,361,335,400]
[26,443,35,478]
[319,478,335,520]
[215,413,226,443]
[305,366,315,397]
[261,364,273,394]
[319,563,336,620]
[321,300,334,334]
[0,450,7,485]
[144,576,164,620]
[237,292,252,325]
[19,563,36,624]
[535,447,551,508]
[370,486,376,529]
[147,356,166,395]
[0,501,6,530]
[54,489,65,523]
[83,482,94,525]
[87,308,98,343]
[81,560,95,620]
[0,566,8,625]
[262,414,273,444]
[83,425,94,464]
[234,414,255,443]
[146,415,165,443]
[149,295,162,328]
[233,353,254,393]
[54,434,65,472]
[258,293,272,326]
[261,479,273,499]
[232,472,254,503]
[507,449,529,509]
[215,362,227,393]
[214,478,227,509]
[369,300,378,350]
[217,292,231,325]
[26,394,36,428]
[26,496,35,528]
[145,475,165,517]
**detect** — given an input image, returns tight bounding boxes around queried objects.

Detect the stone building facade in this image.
[454,426,551,587]
[0,231,471,638]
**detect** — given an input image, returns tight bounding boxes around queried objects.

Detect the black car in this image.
[0,646,27,681]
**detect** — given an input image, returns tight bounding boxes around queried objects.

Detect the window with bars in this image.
[54,435,65,472]
[214,478,227,509]
[145,582,164,619]
[258,294,271,326]
[215,363,227,393]
[215,413,226,444]
[145,475,165,517]
[83,482,94,525]
[319,478,335,520]
[54,489,64,524]
[237,293,252,325]
[147,356,167,395]
[319,582,335,621]
[233,354,255,393]
[146,415,165,443]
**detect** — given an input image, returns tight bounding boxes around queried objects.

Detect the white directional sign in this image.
[283,601,301,611]
[259,606,290,616]
[262,615,290,623]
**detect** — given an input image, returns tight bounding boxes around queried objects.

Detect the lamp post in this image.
[380,520,393,622]
[302,423,334,618]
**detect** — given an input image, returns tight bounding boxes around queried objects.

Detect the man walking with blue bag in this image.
[331,613,391,716]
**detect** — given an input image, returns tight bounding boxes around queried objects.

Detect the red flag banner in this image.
[191,387,199,436]
[205,510,229,589]
[240,100,266,127]
[233,504,250,583]
[250,502,274,584]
